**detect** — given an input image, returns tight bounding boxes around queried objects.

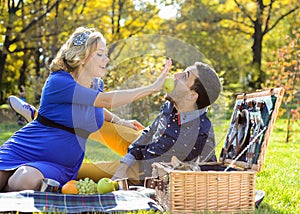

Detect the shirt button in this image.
[167,124,170,127]
[201,119,204,122]
[174,130,178,133]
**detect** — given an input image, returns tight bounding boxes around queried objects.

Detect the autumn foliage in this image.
[266,30,300,142]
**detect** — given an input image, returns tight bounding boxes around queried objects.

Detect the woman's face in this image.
[83,41,109,79]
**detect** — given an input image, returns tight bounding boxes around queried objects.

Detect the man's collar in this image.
[178,108,207,125]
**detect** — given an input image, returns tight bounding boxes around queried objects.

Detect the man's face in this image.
[166,67,198,103]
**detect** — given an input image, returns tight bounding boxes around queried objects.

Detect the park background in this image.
[0,0,299,213]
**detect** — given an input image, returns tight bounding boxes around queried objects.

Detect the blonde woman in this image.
[0,26,172,192]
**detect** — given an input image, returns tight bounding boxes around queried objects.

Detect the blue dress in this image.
[0,71,104,185]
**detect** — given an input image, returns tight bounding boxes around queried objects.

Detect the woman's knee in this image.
[8,166,44,191]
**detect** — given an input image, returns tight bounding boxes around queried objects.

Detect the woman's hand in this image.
[94,58,172,109]
[128,120,145,130]
[151,58,172,92]
[116,119,145,131]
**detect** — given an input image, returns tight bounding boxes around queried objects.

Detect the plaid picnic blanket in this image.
[0,190,163,213]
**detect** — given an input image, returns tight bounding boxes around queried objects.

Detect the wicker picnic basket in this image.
[147,87,285,213]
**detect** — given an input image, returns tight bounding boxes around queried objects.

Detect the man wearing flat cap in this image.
[105,62,222,184]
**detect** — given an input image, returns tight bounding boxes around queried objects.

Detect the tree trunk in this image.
[0,53,7,103]
[35,49,41,78]
[250,19,264,88]
[0,25,12,103]
[19,55,28,91]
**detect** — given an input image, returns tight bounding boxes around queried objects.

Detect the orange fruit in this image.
[61,180,78,194]
[67,180,77,184]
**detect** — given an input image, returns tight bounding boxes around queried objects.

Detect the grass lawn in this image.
[0,118,299,213]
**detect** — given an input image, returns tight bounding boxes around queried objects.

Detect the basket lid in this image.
[219,87,284,172]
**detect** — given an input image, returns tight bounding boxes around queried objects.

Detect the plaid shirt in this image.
[122,101,216,177]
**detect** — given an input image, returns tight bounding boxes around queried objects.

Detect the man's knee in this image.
[78,161,119,182]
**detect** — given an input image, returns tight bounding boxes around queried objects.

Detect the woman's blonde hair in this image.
[49,27,106,73]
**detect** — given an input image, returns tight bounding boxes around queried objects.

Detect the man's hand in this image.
[111,163,129,181]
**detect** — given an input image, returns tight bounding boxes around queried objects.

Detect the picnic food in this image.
[97,177,115,194]
[114,180,119,190]
[163,77,174,93]
[76,177,97,194]
[61,180,78,194]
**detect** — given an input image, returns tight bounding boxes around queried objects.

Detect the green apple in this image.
[163,77,175,93]
[97,178,115,194]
